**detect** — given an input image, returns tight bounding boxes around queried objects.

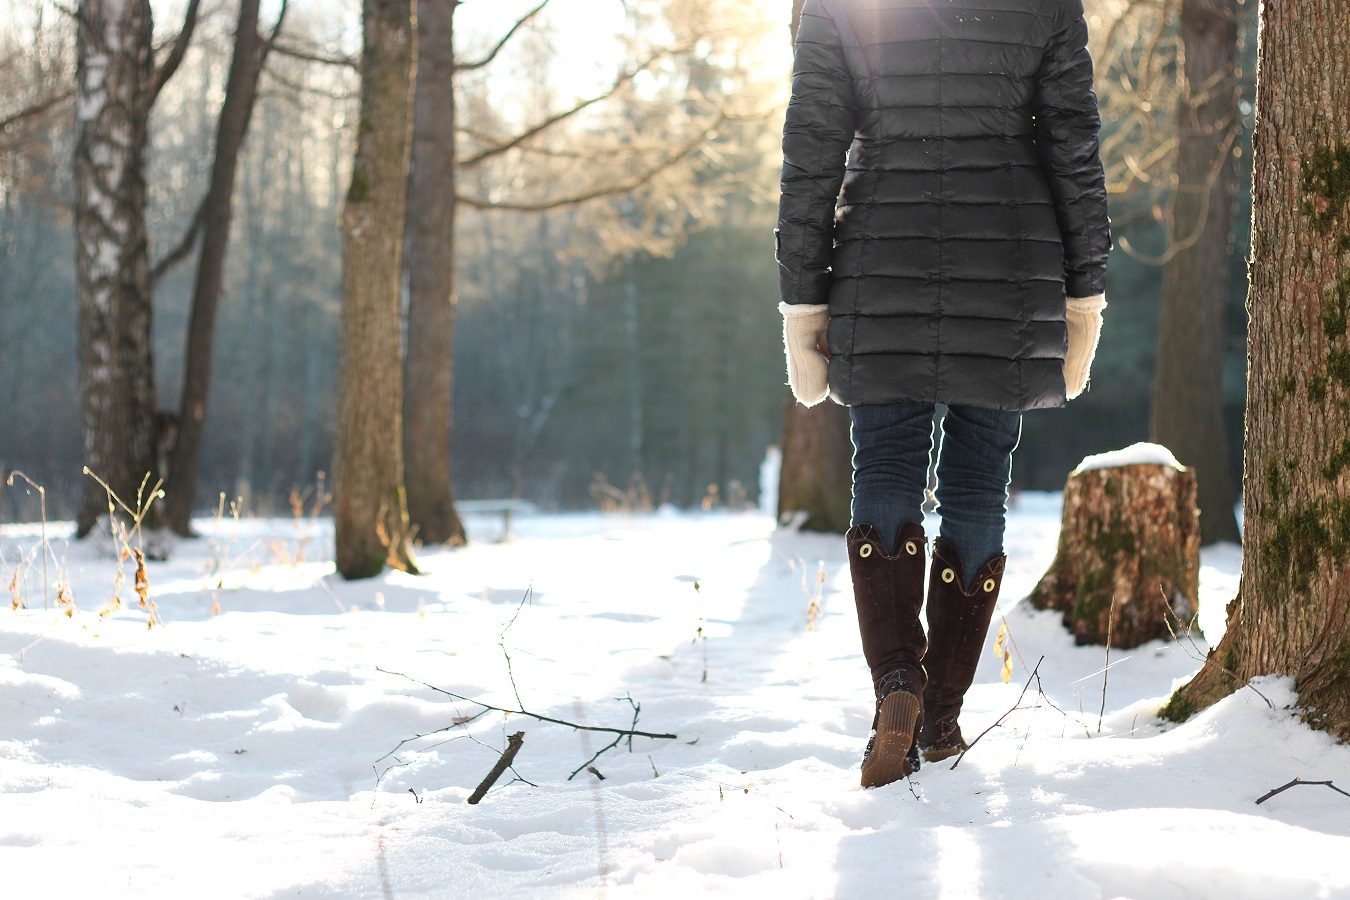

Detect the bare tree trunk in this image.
[1165,0,1350,736]
[775,0,853,535]
[1150,0,1242,546]
[74,0,158,537]
[333,0,417,579]
[164,0,268,535]
[402,0,466,545]
[777,397,853,532]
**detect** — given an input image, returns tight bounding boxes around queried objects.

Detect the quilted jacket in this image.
[776,0,1111,409]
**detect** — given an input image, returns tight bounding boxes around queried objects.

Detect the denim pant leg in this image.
[933,405,1023,586]
[849,401,936,554]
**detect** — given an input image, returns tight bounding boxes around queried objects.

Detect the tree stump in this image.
[1028,445,1202,648]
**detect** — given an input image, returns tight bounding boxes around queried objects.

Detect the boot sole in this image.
[920,743,963,764]
[861,691,921,788]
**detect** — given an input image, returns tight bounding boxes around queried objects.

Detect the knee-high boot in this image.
[846,521,927,787]
[918,537,1005,763]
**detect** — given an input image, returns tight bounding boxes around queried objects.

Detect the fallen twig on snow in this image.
[568,694,645,779]
[1255,777,1350,805]
[467,731,526,804]
[951,655,1045,770]
[373,668,677,767]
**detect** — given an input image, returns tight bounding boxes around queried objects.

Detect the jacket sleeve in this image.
[1032,0,1111,299]
[776,0,855,307]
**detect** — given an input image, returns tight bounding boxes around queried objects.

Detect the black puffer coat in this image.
[777,0,1111,410]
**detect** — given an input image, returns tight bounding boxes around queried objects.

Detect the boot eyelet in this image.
[983,578,997,593]
[941,568,955,584]
[904,540,918,556]
[859,543,873,558]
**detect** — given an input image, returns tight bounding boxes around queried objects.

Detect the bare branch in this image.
[1255,777,1350,805]
[459,49,671,168]
[373,666,677,765]
[466,731,526,804]
[457,0,551,71]
[458,113,727,212]
[263,0,291,51]
[0,87,74,131]
[950,655,1045,770]
[151,0,203,103]
[262,66,354,102]
[268,39,358,70]
[150,198,208,286]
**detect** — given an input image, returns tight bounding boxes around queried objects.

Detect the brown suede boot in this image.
[847,521,927,788]
[918,537,1005,763]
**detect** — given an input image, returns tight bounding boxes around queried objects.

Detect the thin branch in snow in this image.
[373,668,677,766]
[1099,592,1116,734]
[951,656,1045,770]
[1160,587,1274,710]
[1255,777,1350,805]
[500,586,533,710]
[467,731,526,804]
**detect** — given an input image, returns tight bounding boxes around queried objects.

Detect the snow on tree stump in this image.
[1027,443,1201,648]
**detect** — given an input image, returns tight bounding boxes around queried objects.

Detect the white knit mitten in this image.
[1065,294,1106,399]
[780,302,830,407]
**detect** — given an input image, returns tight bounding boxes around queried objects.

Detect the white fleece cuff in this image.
[779,302,829,318]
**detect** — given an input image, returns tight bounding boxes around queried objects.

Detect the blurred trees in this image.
[163,0,284,536]
[0,0,1263,532]
[401,0,760,545]
[1088,0,1256,544]
[1149,0,1244,545]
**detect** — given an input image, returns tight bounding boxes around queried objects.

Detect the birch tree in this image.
[73,0,199,539]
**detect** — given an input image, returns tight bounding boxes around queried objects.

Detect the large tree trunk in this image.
[402,0,466,546]
[776,0,853,535]
[164,0,267,536]
[1150,0,1242,546]
[74,0,159,537]
[333,0,417,579]
[1164,0,1350,736]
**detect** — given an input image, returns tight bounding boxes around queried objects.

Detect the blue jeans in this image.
[850,403,1022,587]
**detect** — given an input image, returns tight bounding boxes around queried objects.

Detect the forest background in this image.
[0,0,1256,524]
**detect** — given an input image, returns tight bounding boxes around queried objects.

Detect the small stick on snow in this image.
[1099,592,1115,734]
[1255,777,1350,805]
[950,656,1045,770]
[467,731,526,804]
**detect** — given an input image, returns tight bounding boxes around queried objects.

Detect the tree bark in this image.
[775,0,853,536]
[1165,0,1350,736]
[163,0,267,535]
[1029,463,1201,648]
[1150,0,1242,546]
[74,0,160,537]
[333,0,418,579]
[777,397,853,533]
[402,0,466,546]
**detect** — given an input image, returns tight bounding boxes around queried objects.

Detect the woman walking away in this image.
[777,0,1110,788]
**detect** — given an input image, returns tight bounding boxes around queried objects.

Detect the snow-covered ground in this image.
[2,496,1347,898]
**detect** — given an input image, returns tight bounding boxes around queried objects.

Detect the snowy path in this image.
[2,499,1347,898]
